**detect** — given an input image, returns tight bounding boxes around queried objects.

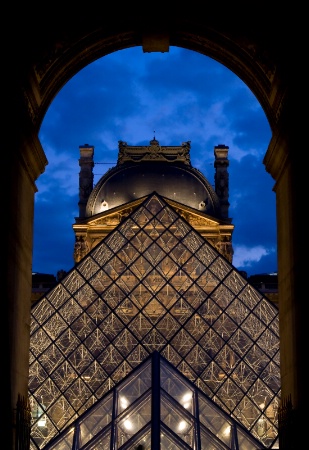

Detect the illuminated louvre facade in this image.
[29,141,280,449]
[72,139,234,265]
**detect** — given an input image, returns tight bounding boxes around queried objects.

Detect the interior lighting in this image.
[38,415,47,427]
[178,420,187,432]
[124,419,133,430]
[182,392,192,409]
[223,425,231,436]
[120,396,128,409]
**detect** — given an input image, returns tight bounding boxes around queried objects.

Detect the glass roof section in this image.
[41,351,267,450]
[29,193,280,449]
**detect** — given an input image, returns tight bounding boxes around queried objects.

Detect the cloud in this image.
[233,245,276,272]
[34,46,276,277]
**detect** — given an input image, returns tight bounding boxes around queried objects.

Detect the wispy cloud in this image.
[34,46,276,277]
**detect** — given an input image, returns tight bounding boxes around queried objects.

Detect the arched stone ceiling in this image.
[16,10,288,136]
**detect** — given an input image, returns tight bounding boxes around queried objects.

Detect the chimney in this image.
[78,144,94,218]
[214,145,230,219]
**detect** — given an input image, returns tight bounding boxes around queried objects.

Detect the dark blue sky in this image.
[33,46,276,277]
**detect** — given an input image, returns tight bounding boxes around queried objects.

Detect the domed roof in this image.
[85,139,222,218]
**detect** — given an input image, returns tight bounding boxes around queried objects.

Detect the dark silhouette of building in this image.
[247,273,278,305]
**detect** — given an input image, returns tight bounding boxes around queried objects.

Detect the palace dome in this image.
[85,139,222,218]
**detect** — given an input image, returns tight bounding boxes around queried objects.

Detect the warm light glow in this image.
[38,415,46,427]
[182,392,192,409]
[101,200,108,211]
[178,420,187,431]
[124,419,133,430]
[82,375,91,381]
[223,425,231,436]
[120,396,128,409]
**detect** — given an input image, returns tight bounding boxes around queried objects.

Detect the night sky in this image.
[33,46,277,278]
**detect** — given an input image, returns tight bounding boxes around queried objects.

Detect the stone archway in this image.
[6,9,299,449]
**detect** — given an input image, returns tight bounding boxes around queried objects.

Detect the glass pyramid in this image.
[29,193,280,449]
[41,351,268,450]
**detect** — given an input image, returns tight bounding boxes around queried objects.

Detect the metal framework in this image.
[42,351,268,450]
[29,193,280,449]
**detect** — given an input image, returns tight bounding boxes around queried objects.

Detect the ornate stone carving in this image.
[74,235,89,263]
[117,139,191,165]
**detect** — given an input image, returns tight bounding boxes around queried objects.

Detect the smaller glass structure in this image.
[42,351,266,450]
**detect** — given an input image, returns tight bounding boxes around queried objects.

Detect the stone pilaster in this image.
[214,145,229,219]
[78,145,94,218]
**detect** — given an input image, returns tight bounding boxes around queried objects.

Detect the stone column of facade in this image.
[74,145,95,263]
[78,145,94,218]
[214,145,230,219]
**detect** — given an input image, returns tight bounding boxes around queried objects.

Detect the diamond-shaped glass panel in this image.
[29,194,280,449]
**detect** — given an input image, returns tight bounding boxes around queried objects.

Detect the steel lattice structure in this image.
[29,193,280,449]
[41,352,269,450]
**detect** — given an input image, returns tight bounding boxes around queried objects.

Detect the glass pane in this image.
[116,395,151,448]
[117,361,152,413]
[79,393,113,446]
[161,394,195,448]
